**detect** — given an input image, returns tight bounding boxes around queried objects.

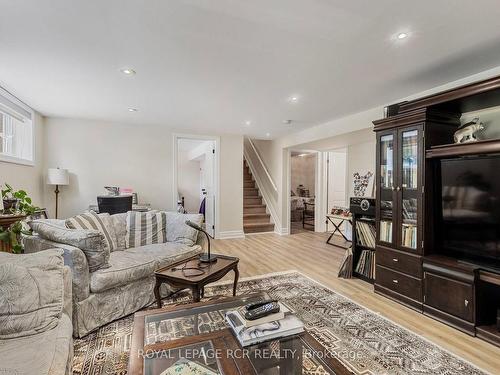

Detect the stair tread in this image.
[243,222,275,227]
[243,213,270,217]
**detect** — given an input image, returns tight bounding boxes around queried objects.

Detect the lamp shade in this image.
[47,168,69,185]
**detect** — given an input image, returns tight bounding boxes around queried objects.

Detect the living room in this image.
[2,1,500,374]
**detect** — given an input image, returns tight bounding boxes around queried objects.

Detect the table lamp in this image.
[47,168,69,219]
[185,220,217,263]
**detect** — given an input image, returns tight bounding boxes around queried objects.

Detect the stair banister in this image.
[246,138,278,193]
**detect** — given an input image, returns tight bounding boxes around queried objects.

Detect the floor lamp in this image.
[47,168,69,219]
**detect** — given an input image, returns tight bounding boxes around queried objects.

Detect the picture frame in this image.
[29,208,49,221]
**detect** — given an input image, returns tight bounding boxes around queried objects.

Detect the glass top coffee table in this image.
[129,293,351,375]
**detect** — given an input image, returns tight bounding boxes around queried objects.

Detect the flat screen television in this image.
[440,155,500,271]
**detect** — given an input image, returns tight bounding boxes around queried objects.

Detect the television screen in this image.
[440,156,500,270]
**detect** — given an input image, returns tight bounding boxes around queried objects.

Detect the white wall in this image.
[347,140,376,197]
[218,135,243,236]
[0,113,44,207]
[42,117,243,237]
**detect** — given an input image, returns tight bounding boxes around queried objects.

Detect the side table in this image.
[154,254,239,307]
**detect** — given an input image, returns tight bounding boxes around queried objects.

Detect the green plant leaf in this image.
[0,231,10,242]
[12,244,22,254]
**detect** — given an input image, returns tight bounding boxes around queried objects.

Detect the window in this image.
[0,88,34,164]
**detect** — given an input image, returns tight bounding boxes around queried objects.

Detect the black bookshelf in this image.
[350,198,376,284]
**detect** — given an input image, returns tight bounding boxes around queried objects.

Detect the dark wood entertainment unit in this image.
[372,75,500,348]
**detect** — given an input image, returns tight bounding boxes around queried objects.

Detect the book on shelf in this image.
[355,221,376,249]
[354,249,376,280]
[225,307,304,347]
[380,220,392,242]
[402,224,417,248]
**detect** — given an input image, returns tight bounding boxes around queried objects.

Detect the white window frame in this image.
[0,86,35,166]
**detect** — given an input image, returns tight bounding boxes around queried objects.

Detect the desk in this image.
[326,214,352,249]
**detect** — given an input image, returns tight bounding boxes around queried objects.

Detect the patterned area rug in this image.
[73,271,486,375]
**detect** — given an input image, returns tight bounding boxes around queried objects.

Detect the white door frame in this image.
[315,152,328,232]
[172,133,221,239]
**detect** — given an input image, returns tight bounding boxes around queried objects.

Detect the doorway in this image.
[289,151,317,234]
[174,136,218,238]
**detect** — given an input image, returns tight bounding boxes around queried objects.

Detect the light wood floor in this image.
[211,230,500,374]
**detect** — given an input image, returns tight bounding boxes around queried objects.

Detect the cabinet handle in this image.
[392,279,398,284]
[464,299,469,307]
[392,258,399,262]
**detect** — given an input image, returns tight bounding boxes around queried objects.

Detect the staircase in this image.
[243,160,275,234]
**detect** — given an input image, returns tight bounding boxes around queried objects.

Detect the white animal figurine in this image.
[454,117,485,144]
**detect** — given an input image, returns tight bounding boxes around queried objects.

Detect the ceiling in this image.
[2,1,500,139]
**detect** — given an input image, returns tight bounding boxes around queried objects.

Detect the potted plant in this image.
[0,184,38,253]
[1,184,19,211]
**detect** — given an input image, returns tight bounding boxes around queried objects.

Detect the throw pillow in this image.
[110,212,128,250]
[66,211,117,252]
[165,212,203,246]
[28,220,110,272]
[126,211,167,248]
[0,249,64,339]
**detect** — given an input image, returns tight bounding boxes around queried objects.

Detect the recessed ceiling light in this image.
[128,108,138,112]
[289,96,299,103]
[283,119,292,125]
[121,68,136,75]
[397,32,408,40]
[265,132,271,137]
[245,120,252,126]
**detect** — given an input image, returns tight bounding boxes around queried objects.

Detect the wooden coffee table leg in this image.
[233,266,239,296]
[192,286,201,302]
[154,278,162,308]
[200,286,205,299]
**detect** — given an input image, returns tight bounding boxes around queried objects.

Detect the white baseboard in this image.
[218,230,245,239]
[274,227,290,235]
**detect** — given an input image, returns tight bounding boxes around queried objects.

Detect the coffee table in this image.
[129,293,352,375]
[154,254,239,307]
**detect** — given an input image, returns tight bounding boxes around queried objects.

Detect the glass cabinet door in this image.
[379,133,394,244]
[399,129,419,250]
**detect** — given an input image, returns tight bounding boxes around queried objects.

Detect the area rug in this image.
[73,271,486,375]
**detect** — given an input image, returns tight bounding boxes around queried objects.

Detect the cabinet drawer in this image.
[376,265,422,302]
[377,246,422,278]
[424,271,474,322]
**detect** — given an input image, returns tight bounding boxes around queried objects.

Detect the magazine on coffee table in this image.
[160,359,219,375]
[234,302,289,328]
[225,309,304,347]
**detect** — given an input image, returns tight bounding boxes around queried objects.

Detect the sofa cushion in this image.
[136,242,202,268]
[89,242,202,293]
[126,211,167,248]
[0,313,73,375]
[165,212,203,246]
[66,211,117,252]
[89,248,159,293]
[0,249,64,339]
[110,212,127,250]
[29,220,110,272]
